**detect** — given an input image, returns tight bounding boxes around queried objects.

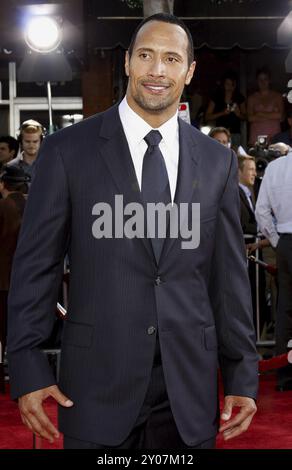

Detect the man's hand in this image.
[246,242,258,254]
[18,385,73,443]
[233,104,241,118]
[219,395,257,441]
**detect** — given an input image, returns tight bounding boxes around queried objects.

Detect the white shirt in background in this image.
[255,151,292,247]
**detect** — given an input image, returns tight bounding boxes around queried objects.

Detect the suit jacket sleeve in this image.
[7,135,71,400]
[209,150,258,399]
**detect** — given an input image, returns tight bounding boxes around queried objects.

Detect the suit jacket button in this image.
[147,326,156,335]
[155,276,162,286]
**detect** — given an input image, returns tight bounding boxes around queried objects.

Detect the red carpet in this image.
[0,373,292,449]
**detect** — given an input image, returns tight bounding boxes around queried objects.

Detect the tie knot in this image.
[144,130,162,148]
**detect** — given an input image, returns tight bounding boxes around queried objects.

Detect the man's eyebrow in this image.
[135,47,154,53]
[135,47,184,59]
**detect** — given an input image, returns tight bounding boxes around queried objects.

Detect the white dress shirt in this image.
[255,151,292,247]
[118,97,179,202]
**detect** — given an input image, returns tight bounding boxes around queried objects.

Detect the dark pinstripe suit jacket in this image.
[7,105,258,447]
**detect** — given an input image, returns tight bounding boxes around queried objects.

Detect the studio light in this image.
[25,16,61,53]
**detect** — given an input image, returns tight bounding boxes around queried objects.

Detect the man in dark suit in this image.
[238,155,271,337]
[7,14,258,449]
[238,155,257,237]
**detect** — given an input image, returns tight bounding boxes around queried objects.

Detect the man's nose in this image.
[148,58,166,77]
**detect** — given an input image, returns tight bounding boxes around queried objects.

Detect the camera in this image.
[227,102,236,112]
[248,135,282,177]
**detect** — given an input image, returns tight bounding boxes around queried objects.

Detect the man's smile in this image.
[141,82,171,95]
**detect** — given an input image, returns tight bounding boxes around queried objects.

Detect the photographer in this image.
[209,126,231,148]
[248,138,288,195]
[255,145,292,391]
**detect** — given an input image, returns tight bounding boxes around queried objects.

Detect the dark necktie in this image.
[141,130,171,263]
[247,192,255,213]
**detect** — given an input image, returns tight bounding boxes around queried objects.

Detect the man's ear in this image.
[185,61,196,86]
[125,51,130,77]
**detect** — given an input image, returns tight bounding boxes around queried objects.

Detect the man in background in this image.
[0,136,19,173]
[8,120,44,179]
[209,126,231,148]
[238,155,257,236]
[256,147,292,391]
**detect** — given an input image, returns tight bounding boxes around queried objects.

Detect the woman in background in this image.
[205,71,246,148]
[247,67,284,146]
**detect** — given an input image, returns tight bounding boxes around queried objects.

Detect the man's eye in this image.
[139,53,150,59]
[167,57,178,63]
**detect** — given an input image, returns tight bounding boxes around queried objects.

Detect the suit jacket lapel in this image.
[97,106,155,263]
[160,118,199,263]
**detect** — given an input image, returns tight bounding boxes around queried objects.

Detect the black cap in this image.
[0,165,31,183]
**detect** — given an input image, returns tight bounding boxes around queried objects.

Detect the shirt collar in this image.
[19,152,33,167]
[119,96,178,148]
[239,183,252,198]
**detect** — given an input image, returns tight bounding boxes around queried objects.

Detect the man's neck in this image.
[239,181,252,191]
[23,153,35,166]
[126,95,178,128]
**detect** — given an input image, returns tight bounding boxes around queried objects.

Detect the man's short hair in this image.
[18,119,45,143]
[209,127,231,142]
[238,155,255,171]
[0,135,19,156]
[128,13,194,67]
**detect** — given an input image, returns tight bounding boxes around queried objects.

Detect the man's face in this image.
[239,160,257,187]
[125,21,196,120]
[212,132,230,147]
[21,131,41,160]
[0,142,14,164]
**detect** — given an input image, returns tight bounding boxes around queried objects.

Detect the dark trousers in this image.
[64,338,216,450]
[276,235,292,386]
